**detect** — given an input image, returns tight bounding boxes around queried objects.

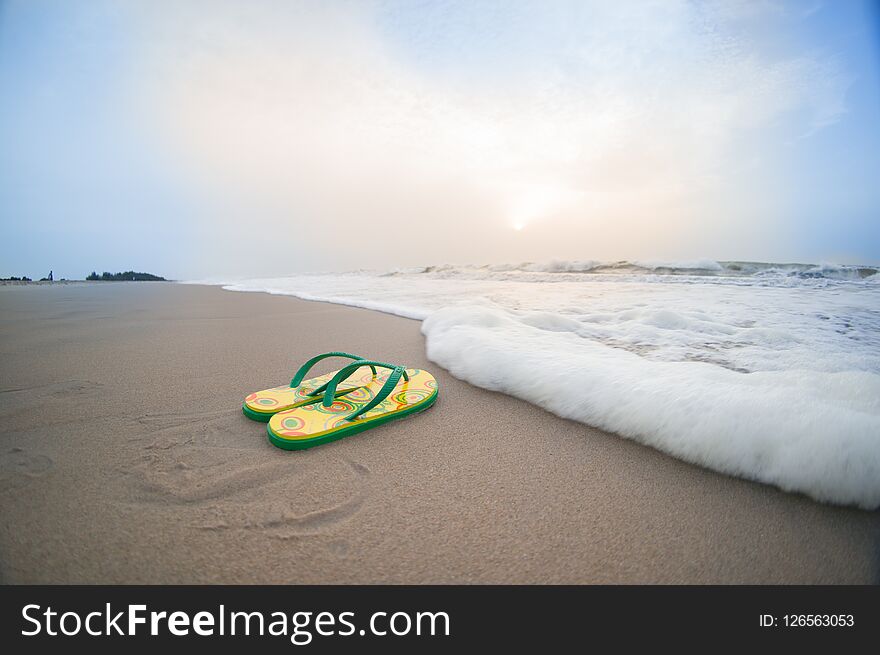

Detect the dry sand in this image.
[0,282,876,584]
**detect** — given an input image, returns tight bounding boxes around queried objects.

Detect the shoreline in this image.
[0,280,172,286]
[0,282,877,583]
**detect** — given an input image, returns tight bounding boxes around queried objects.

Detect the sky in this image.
[1,0,879,279]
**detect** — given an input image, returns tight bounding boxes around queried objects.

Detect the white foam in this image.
[422,304,880,509]
[190,261,880,507]
[633,258,724,271]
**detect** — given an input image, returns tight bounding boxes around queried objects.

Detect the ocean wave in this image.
[422,304,880,509]
[193,259,880,507]
[376,259,880,280]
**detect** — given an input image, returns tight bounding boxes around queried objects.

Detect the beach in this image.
[0,282,877,584]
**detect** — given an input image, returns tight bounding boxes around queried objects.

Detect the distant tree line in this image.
[86,271,167,281]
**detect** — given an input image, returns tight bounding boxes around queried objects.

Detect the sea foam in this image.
[192,260,880,508]
[423,303,880,508]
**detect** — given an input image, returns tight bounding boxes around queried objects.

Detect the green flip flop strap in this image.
[290,351,376,388]
[308,358,400,397]
[319,360,410,421]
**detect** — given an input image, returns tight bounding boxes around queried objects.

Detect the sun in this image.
[505,183,581,232]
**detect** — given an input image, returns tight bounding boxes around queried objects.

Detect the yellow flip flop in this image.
[242,351,378,422]
[267,360,438,450]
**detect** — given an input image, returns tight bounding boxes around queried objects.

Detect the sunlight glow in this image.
[506,183,582,232]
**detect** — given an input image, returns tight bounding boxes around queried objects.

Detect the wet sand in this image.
[0,282,876,583]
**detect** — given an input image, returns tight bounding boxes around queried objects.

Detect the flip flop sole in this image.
[266,369,439,450]
[243,370,374,421]
[267,382,438,450]
[242,386,359,422]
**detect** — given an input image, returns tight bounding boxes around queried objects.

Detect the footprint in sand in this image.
[0,447,53,492]
[117,408,372,536]
[155,454,368,537]
[245,475,367,539]
[119,424,370,537]
[129,448,301,504]
[135,408,261,451]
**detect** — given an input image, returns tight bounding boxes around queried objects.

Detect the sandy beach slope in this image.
[0,283,877,583]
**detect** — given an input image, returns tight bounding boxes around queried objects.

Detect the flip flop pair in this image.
[243,351,438,450]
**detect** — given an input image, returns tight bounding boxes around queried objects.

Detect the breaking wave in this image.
[188,259,880,508]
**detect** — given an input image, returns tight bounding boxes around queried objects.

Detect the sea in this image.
[191,260,880,508]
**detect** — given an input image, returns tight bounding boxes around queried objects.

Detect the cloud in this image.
[126,0,851,272]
